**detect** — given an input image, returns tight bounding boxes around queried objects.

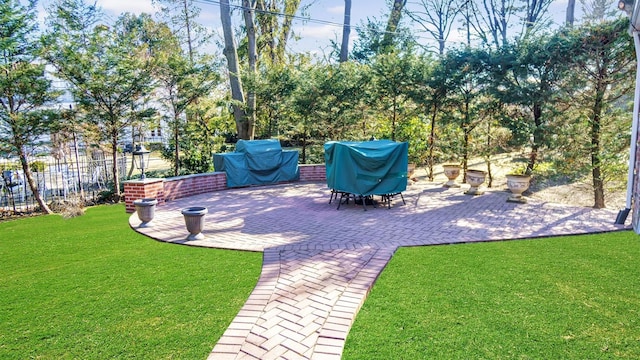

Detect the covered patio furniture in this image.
[213,139,299,188]
[324,140,408,209]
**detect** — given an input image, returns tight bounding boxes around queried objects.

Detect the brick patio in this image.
[129,180,629,359]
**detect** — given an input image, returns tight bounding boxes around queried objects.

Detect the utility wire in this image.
[192,0,445,45]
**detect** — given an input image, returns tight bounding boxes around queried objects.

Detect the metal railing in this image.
[1,152,129,214]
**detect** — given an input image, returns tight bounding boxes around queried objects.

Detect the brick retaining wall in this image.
[124,164,326,212]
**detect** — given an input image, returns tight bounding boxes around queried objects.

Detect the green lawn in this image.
[344,231,640,359]
[0,205,262,359]
[3,207,639,359]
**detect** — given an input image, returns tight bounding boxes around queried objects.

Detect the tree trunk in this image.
[427,103,437,181]
[173,115,180,176]
[276,0,301,63]
[72,130,85,198]
[110,133,121,198]
[528,101,543,174]
[301,130,307,164]
[340,0,351,62]
[243,0,257,140]
[380,0,407,53]
[392,96,397,141]
[591,76,606,209]
[182,0,194,63]
[566,0,576,26]
[220,0,249,139]
[18,149,53,214]
[486,119,493,187]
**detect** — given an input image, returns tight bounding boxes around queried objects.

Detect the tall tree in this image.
[488,34,571,174]
[370,52,417,141]
[380,0,408,53]
[43,2,155,198]
[255,0,303,64]
[569,19,635,208]
[219,0,251,139]
[243,0,258,140]
[406,0,461,54]
[522,0,553,35]
[351,18,415,62]
[472,0,513,48]
[566,0,576,25]
[0,0,58,214]
[152,0,210,63]
[407,55,448,180]
[339,0,352,62]
[439,47,490,176]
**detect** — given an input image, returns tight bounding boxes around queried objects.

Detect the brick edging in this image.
[124,164,327,212]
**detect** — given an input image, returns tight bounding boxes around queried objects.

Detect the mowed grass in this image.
[344,231,640,359]
[0,205,262,359]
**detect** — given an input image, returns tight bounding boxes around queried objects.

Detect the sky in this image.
[31,0,601,56]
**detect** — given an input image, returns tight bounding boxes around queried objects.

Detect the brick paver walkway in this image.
[129,181,630,359]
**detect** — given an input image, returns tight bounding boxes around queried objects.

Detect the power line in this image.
[192,0,443,45]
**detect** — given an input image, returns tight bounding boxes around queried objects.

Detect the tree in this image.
[339,0,352,62]
[370,52,418,141]
[255,0,303,65]
[580,0,618,23]
[152,0,210,63]
[522,0,553,35]
[254,63,299,138]
[488,34,572,174]
[466,0,515,48]
[380,0,408,53]
[290,65,324,163]
[243,0,258,140]
[351,18,415,63]
[0,0,58,214]
[43,1,155,198]
[566,0,576,25]
[220,0,251,140]
[406,0,462,54]
[439,47,491,177]
[407,55,448,180]
[137,15,219,176]
[568,19,635,208]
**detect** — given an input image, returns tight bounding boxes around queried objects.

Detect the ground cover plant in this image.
[344,231,640,359]
[0,205,262,359]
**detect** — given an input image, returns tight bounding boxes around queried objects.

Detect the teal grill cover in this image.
[213,139,299,187]
[324,140,408,196]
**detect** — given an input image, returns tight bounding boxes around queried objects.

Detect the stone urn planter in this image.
[442,164,461,188]
[133,198,158,227]
[181,206,208,240]
[506,174,531,203]
[464,170,487,195]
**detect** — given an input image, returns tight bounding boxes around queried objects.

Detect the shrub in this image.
[29,161,46,172]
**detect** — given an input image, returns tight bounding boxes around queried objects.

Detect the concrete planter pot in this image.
[464,170,487,195]
[442,164,461,188]
[181,206,208,240]
[506,174,531,203]
[133,198,158,227]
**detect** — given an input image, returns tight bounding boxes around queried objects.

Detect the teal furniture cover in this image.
[213,139,299,187]
[324,140,408,196]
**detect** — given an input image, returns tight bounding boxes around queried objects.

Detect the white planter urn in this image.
[181,206,208,240]
[465,170,487,195]
[133,198,158,227]
[506,174,531,203]
[442,164,461,188]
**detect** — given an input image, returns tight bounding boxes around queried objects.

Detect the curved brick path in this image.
[129,181,629,359]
